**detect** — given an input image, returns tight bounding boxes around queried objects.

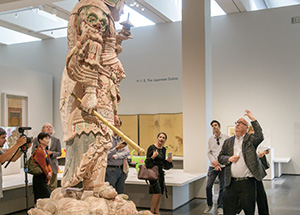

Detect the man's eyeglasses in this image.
[235,121,248,126]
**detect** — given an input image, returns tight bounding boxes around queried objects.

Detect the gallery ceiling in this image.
[0,0,299,45]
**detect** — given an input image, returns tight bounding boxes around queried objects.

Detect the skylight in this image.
[265,0,300,8]
[0,26,40,45]
[211,0,226,17]
[115,5,155,30]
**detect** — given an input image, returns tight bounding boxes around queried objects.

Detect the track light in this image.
[128,0,135,6]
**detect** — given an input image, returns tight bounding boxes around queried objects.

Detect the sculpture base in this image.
[27,187,152,215]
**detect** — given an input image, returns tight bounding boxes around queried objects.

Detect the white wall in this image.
[117,22,182,114]
[0,5,299,174]
[0,64,53,137]
[0,38,67,140]
[211,6,300,174]
[0,23,182,144]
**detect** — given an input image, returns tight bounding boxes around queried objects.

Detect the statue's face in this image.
[78,6,109,35]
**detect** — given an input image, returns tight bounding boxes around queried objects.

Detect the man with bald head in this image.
[32,123,61,192]
[218,110,266,215]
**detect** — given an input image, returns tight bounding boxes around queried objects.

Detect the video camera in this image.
[18,127,33,151]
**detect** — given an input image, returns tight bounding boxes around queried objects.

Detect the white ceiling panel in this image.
[0,0,62,13]
[40,27,67,38]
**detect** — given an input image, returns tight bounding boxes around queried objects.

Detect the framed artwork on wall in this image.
[139,113,183,156]
[119,113,183,156]
[1,93,28,127]
[8,107,22,126]
[227,126,236,137]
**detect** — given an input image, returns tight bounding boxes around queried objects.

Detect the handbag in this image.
[260,155,270,170]
[26,155,43,175]
[123,158,129,178]
[137,164,159,181]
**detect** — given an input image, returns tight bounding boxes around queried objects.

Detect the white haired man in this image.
[218,110,266,215]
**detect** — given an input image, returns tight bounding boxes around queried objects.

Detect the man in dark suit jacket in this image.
[218,110,266,215]
[32,123,61,192]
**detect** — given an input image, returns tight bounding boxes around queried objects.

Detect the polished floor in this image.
[9,175,300,215]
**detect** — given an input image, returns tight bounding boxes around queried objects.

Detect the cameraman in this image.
[0,127,27,199]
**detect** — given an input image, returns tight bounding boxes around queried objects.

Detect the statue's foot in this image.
[118,193,129,200]
[95,182,117,199]
[61,187,84,199]
[61,175,82,188]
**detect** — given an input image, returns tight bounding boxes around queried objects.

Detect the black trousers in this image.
[256,180,269,215]
[223,178,256,215]
[33,173,51,203]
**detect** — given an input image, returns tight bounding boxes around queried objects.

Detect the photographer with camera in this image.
[0,127,27,198]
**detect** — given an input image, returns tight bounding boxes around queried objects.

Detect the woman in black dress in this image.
[146,132,173,215]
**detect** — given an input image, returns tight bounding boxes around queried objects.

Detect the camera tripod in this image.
[5,143,31,212]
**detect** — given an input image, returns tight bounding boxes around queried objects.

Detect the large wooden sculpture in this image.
[61,0,128,196]
[29,0,149,214]
[60,0,131,196]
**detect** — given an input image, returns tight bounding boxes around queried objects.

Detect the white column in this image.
[182,0,212,173]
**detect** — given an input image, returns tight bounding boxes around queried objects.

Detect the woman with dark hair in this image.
[32,132,53,203]
[146,132,173,215]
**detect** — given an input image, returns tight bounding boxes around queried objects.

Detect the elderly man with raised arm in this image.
[218,110,266,215]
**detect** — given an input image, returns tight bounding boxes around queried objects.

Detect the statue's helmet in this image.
[103,0,120,7]
[104,0,125,22]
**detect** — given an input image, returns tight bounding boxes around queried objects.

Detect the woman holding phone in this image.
[145,132,173,215]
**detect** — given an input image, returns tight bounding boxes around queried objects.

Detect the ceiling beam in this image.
[43,3,70,21]
[233,0,247,12]
[0,0,61,13]
[216,0,246,14]
[0,19,53,40]
[216,0,268,14]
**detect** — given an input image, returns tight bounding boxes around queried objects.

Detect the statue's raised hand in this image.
[80,89,97,114]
